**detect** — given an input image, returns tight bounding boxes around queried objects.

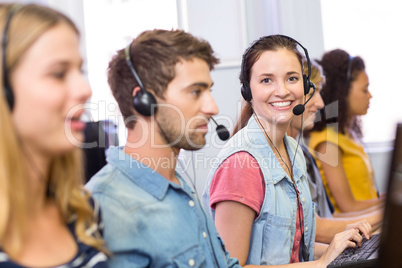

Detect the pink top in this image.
[209,151,303,263]
[291,196,304,263]
[209,152,265,214]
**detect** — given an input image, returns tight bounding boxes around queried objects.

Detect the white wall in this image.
[2,0,88,69]
[321,0,402,144]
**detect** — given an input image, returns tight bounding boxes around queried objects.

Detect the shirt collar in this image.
[106,146,184,200]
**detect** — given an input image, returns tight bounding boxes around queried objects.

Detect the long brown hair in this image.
[233,35,304,136]
[0,3,107,257]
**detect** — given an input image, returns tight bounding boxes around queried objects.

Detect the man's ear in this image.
[132,86,142,97]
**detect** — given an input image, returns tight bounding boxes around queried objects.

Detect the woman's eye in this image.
[288,76,299,82]
[261,78,272,84]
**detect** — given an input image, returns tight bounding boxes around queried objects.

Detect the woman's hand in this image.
[345,219,372,240]
[318,229,363,267]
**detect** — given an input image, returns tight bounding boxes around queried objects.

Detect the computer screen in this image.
[378,123,402,267]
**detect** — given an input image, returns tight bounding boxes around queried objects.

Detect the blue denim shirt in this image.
[202,116,316,265]
[85,146,240,268]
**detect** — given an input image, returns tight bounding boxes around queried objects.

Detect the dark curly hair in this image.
[310,49,365,139]
[108,29,219,129]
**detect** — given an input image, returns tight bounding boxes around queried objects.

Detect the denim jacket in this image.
[85,146,240,268]
[202,116,316,265]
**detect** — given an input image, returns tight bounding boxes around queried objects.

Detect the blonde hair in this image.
[0,3,107,257]
[305,59,325,87]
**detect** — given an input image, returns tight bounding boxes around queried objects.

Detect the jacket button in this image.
[188,259,195,266]
[188,200,195,207]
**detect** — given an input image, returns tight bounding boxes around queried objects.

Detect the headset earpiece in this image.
[132,89,157,116]
[303,75,316,96]
[125,45,157,116]
[303,74,309,95]
[3,84,14,110]
[308,81,315,94]
[240,45,252,102]
[240,84,252,102]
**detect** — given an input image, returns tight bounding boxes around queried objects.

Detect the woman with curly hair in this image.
[0,3,108,267]
[308,49,384,214]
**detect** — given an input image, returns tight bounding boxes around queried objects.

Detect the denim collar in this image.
[246,117,304,185]
[106,146,185,200]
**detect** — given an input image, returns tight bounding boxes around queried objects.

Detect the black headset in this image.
[124,43,230,140]
[124,44,157,117]
[2,4,21,111]
[346,55,354,83]
[240,34,315,116]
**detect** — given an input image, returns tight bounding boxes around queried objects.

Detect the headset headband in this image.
[2,4,22,110]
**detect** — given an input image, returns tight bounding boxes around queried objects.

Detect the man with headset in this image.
[85,29,240,267]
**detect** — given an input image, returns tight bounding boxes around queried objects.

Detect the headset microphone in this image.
[210,117,229,141]
[292,82,316,116]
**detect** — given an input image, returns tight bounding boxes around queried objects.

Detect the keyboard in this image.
[327,233,380,268]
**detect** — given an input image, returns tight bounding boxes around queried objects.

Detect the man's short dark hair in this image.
[107,29,220,129]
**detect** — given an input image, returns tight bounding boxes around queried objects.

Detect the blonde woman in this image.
[0,3,108,267]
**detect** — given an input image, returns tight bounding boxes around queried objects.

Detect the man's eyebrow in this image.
[185,82,214,89]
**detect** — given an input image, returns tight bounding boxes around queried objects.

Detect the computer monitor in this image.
[377,123,402,267]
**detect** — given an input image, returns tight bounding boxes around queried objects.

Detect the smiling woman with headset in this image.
[202,35,363,267]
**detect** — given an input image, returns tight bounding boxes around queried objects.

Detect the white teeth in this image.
[271,101,291,107]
